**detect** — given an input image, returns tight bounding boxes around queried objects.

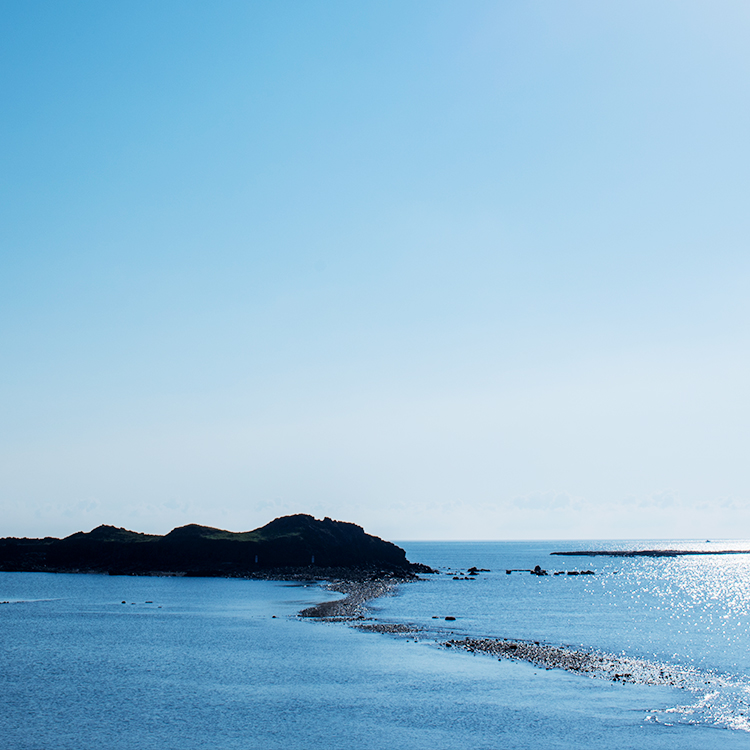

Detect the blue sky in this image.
[2,1,749,539]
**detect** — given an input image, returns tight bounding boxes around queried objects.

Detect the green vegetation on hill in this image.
[0,514,429,577]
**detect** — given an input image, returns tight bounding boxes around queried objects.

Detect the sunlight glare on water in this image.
[2,544,750,748]
[391,540,750,735]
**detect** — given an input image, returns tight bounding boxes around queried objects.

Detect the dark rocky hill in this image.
[0,514,431,578]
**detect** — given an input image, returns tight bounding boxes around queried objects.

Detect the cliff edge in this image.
[0,514,431,578]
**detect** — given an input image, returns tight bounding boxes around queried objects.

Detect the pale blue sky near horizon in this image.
[1,1,749,540]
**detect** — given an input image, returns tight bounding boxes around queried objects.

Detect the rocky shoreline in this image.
[298,577,407,619]
[298,577,738,692]
[441,636,730,689]
[247,565,428,583]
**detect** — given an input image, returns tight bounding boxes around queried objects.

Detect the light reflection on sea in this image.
[1,542,749,749]
[387,540,750,734]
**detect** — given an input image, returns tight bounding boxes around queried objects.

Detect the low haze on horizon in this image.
[2,1,749,542]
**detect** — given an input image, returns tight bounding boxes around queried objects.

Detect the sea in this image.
[1,539,749,750]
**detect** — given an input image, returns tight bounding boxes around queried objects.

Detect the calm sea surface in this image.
[1,540,749,749]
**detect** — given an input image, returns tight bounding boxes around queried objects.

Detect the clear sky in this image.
[1,1,749,540]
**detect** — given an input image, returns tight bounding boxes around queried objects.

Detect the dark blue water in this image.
[1,540,748,749]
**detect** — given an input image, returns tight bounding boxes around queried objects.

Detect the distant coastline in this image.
[552,549,750,558]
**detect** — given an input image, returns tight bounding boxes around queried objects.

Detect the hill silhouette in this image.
[0,514,429,578]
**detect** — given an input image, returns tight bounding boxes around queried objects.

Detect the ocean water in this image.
[392,540,750,736]
[1,540,749,749]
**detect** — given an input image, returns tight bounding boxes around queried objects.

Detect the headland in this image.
[0,514,432,580]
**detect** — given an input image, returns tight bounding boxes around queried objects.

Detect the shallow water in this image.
[1,540,748,749]
[387,540,750,734]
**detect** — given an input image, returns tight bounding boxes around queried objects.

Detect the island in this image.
[552,549,750,558]
[0,514,433,579]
